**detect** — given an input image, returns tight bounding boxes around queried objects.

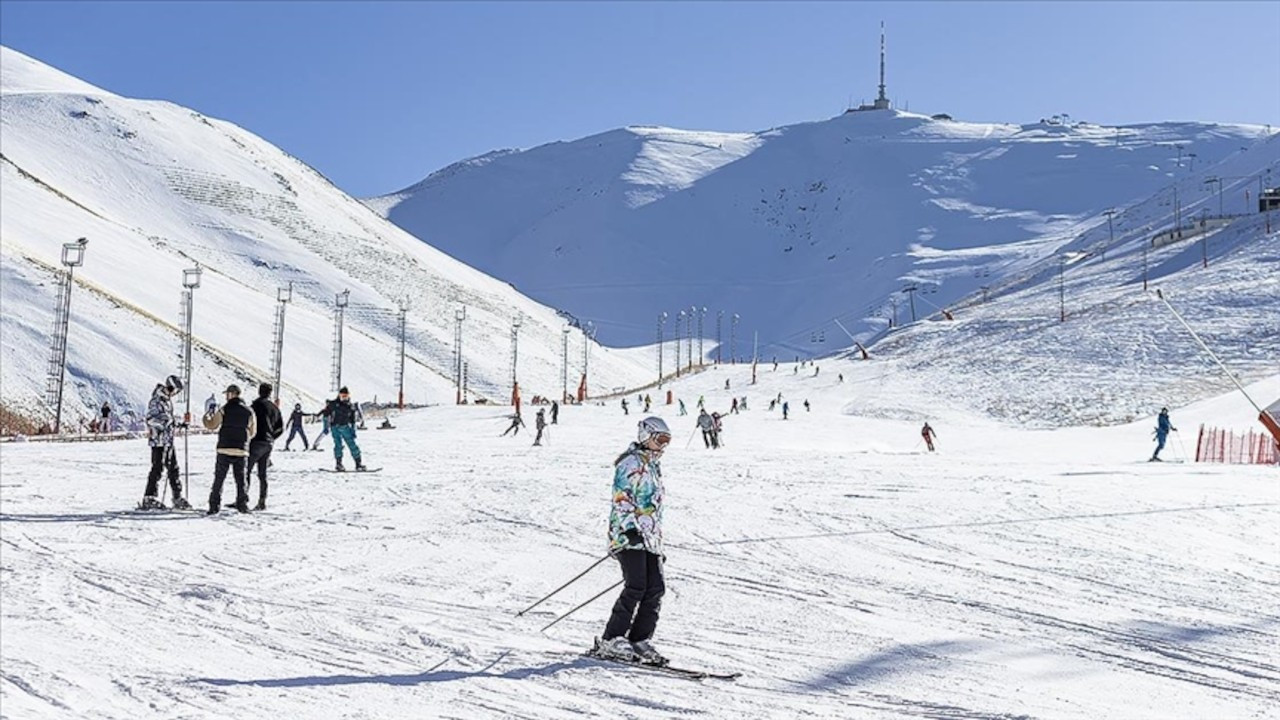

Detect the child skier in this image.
[592,416,671,666]
[284,403,309,451]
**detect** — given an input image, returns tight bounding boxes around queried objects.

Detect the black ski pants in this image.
[702,429,712,448]
[209,453,248,511]
[145,444,182,499]
[603,549,665,642]
[247,440,273,503]
[285,424,308,450]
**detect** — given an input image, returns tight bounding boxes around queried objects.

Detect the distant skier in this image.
[592,416,671,666]
[202,384,256,514]
[839,373,844,383]
[782,401,790,420]
[502,411,525,437]
[697,409,715,448]
[814,366,820,377]
[724,378,730,391]
[697,395,705,410]
[768,399,777,412]
[140,375,192,510]
[730,397,739,414]
[1150,407,1177,461]
[551,400,559,425]
[284,403,309,451]
[322,387,366,471]
[247,383,283,510]
[621,398,629,416]
[533,408,547,446]
[643,394,651,413]
[921,422,937,452]
[711,412,723,448]
[677,398,687,416]
[739,396,748,411]
[100,401,112,434]
[804,399,810,412]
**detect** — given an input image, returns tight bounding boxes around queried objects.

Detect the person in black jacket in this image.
[248,383,284,510]
[284,403,309,451]
[321,387,365,471]
[202,384,257,514]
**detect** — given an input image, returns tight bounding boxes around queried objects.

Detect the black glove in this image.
[624,529,644,547]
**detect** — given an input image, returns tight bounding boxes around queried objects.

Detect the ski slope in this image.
[2,359,1276,719]
[0,45,652,428]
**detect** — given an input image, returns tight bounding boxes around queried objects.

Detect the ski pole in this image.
[516,553,611,617]
[540,579,623,633]
[684,427,698,449]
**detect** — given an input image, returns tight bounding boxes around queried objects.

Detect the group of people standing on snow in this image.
[140,376,367,514]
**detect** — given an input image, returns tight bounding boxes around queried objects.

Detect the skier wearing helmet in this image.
[592,416,671,667]
[140,375,192,510]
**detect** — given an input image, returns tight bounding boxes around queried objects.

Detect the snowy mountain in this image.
[0,46,653,428]
[369,109,1275,363]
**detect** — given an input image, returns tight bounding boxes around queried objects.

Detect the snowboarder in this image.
[782,401,790,420]
[921,422,937,452]
[697,409,715,448]
[202,384,256,514]
[804,399,810,412]
[551,400,559,425]
[1151,407,1177,461]
[621,398,629,416]
[322,387,365,471]
[592,416,671,666]
[141,375,191,510]
[99,401,112,434]
[284,403,309,451]
[502,412,525,436]
[247,383,283,510]
[677,399,687,416]
[533,408,547,446]
[312,400,333,451]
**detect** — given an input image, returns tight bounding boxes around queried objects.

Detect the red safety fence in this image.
[1195,424,1279,465]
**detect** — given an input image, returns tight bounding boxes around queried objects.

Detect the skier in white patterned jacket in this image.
[593,416,671,666]
[140,374,192,510]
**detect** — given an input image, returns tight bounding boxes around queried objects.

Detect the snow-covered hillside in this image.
[2,362,1276,719]
[369,109,1275,363]
[0,46,652,427]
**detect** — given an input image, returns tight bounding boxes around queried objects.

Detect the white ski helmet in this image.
[637,416,671,445]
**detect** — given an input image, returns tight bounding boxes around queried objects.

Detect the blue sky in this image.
[2,1,1276,197]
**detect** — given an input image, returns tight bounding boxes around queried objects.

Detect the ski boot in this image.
[253,500,267,511]
[335,459,346,472]
[632,639,668,667]
[232,500,251,514]
[139,495,165,511]
[355,460,367,472]
[592,636,638,662]
[172,496,193,511]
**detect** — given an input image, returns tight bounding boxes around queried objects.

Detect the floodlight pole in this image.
[330,290,350,392]
[454,307,466,404]
[269,283,292,405]
[180,263,202,501]
[510,315,522,407]
[686,306,694,371]
[657,312,667,387]
[397,299,409,409]
[731,313,739,364]
[715,310,723,365]
[676,311,684,377]
[48,238,88,433]
[561,328,570,404]
[581,321,592,401]
[697,307,706,367]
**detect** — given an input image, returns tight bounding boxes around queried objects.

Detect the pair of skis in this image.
[582,649,740,681]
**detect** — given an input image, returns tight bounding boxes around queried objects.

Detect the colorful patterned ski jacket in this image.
[608,443,664,556]
[145,385,176,448]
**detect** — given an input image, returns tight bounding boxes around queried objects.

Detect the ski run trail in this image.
[2,361,1277,720]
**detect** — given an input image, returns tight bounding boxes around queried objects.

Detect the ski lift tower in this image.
[269,282,292,405]
[45,238,88,433]
[396,298,410,409]
[179,264,203,424]
[330,290,350,392]
[657,312,667,387]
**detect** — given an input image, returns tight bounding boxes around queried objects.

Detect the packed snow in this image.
[1,363,1276,719]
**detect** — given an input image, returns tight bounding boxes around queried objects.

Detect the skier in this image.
[730,398,739,414]
[921,422,937,452]
[839,373,844,383]
[768,399,776,412]
[782,401,790,420]
[724,378,730,391]
[697,395,705,410]
[284,403,309,451]
[247,383,283,510]
[1151,407,1177,461]
[502,412,525,437]
[643,394,651,413]
[100,401,112,434]
[677,399,687,416]
[814,366,820,377]
[312,400,333,451]
[322,387,366,471]
[804,399,810,412]
[697,409,715,448]
[141,375,192,510]
[551,400,559,425]
[533,408,547,446]
[621,398,629,416]
[592,416,671,666]
[710,412,723,448]
[739,396,748,411]
[202,384,256,514]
